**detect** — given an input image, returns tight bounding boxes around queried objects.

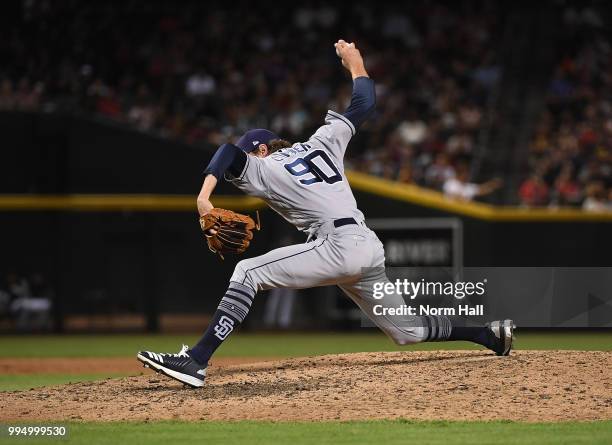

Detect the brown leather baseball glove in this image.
[199,208,260,259]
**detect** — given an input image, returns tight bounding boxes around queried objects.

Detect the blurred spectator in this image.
[552,164,582,205]
[4,271,52,331]
[443,166,502,201]
[582,181,610,211]
[397,165,415,184]
[6,271,31,300]
[127,85,158,131]
[397,113,428,146]
[0,79,15,109]
[185,69,216,97]
[425,153,456,190]
[519,174,550,207]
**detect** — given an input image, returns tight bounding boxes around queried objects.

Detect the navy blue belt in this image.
[310,218,358,241]
[333,217,358,228]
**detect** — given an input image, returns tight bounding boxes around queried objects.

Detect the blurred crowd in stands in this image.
[521,6,612,210]
[0,1,610,209]
[0,1,500,193]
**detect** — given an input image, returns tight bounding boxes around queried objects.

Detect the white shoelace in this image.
[161,344,190,358]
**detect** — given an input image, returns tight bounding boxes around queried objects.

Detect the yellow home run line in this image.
[0,194,264,212]
[345,171,612,222]
[0,171,610,221]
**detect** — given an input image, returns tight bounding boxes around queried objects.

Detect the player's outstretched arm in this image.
[334,40,375,129]
[334,40,369,79]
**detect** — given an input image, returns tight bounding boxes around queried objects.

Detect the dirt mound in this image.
[1,350,611,422]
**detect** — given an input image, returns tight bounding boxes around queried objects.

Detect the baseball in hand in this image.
[335,40,355,57]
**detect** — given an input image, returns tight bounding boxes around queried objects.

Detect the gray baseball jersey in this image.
[228,111,365,239]
[224,110,450,345]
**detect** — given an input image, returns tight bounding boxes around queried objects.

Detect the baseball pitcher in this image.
[138,40,514,387]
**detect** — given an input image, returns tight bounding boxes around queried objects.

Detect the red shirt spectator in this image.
[519,175,549,206]
[96,94,122,118]
[556,179,580,204]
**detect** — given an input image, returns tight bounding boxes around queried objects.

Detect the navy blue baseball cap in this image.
[236,129,280,153]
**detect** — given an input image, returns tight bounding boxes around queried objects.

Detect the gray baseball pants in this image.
[229,221,450,344]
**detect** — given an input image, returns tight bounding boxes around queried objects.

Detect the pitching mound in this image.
[2,350,611,422]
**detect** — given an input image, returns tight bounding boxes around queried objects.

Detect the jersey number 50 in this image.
[284,150,342,185]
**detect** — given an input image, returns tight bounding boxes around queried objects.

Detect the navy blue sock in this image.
[448,326,496,349]
[188,310,239,365]
[188,282,256,365]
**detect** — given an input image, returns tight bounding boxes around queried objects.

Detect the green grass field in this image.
[1,330,611,358]
[0,331,610,444]
[1,420,611,445]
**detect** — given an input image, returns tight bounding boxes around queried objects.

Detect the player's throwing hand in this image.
[334,40,368,79]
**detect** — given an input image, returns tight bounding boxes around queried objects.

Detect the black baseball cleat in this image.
[137,344,206,388]
[486,319,516,356]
